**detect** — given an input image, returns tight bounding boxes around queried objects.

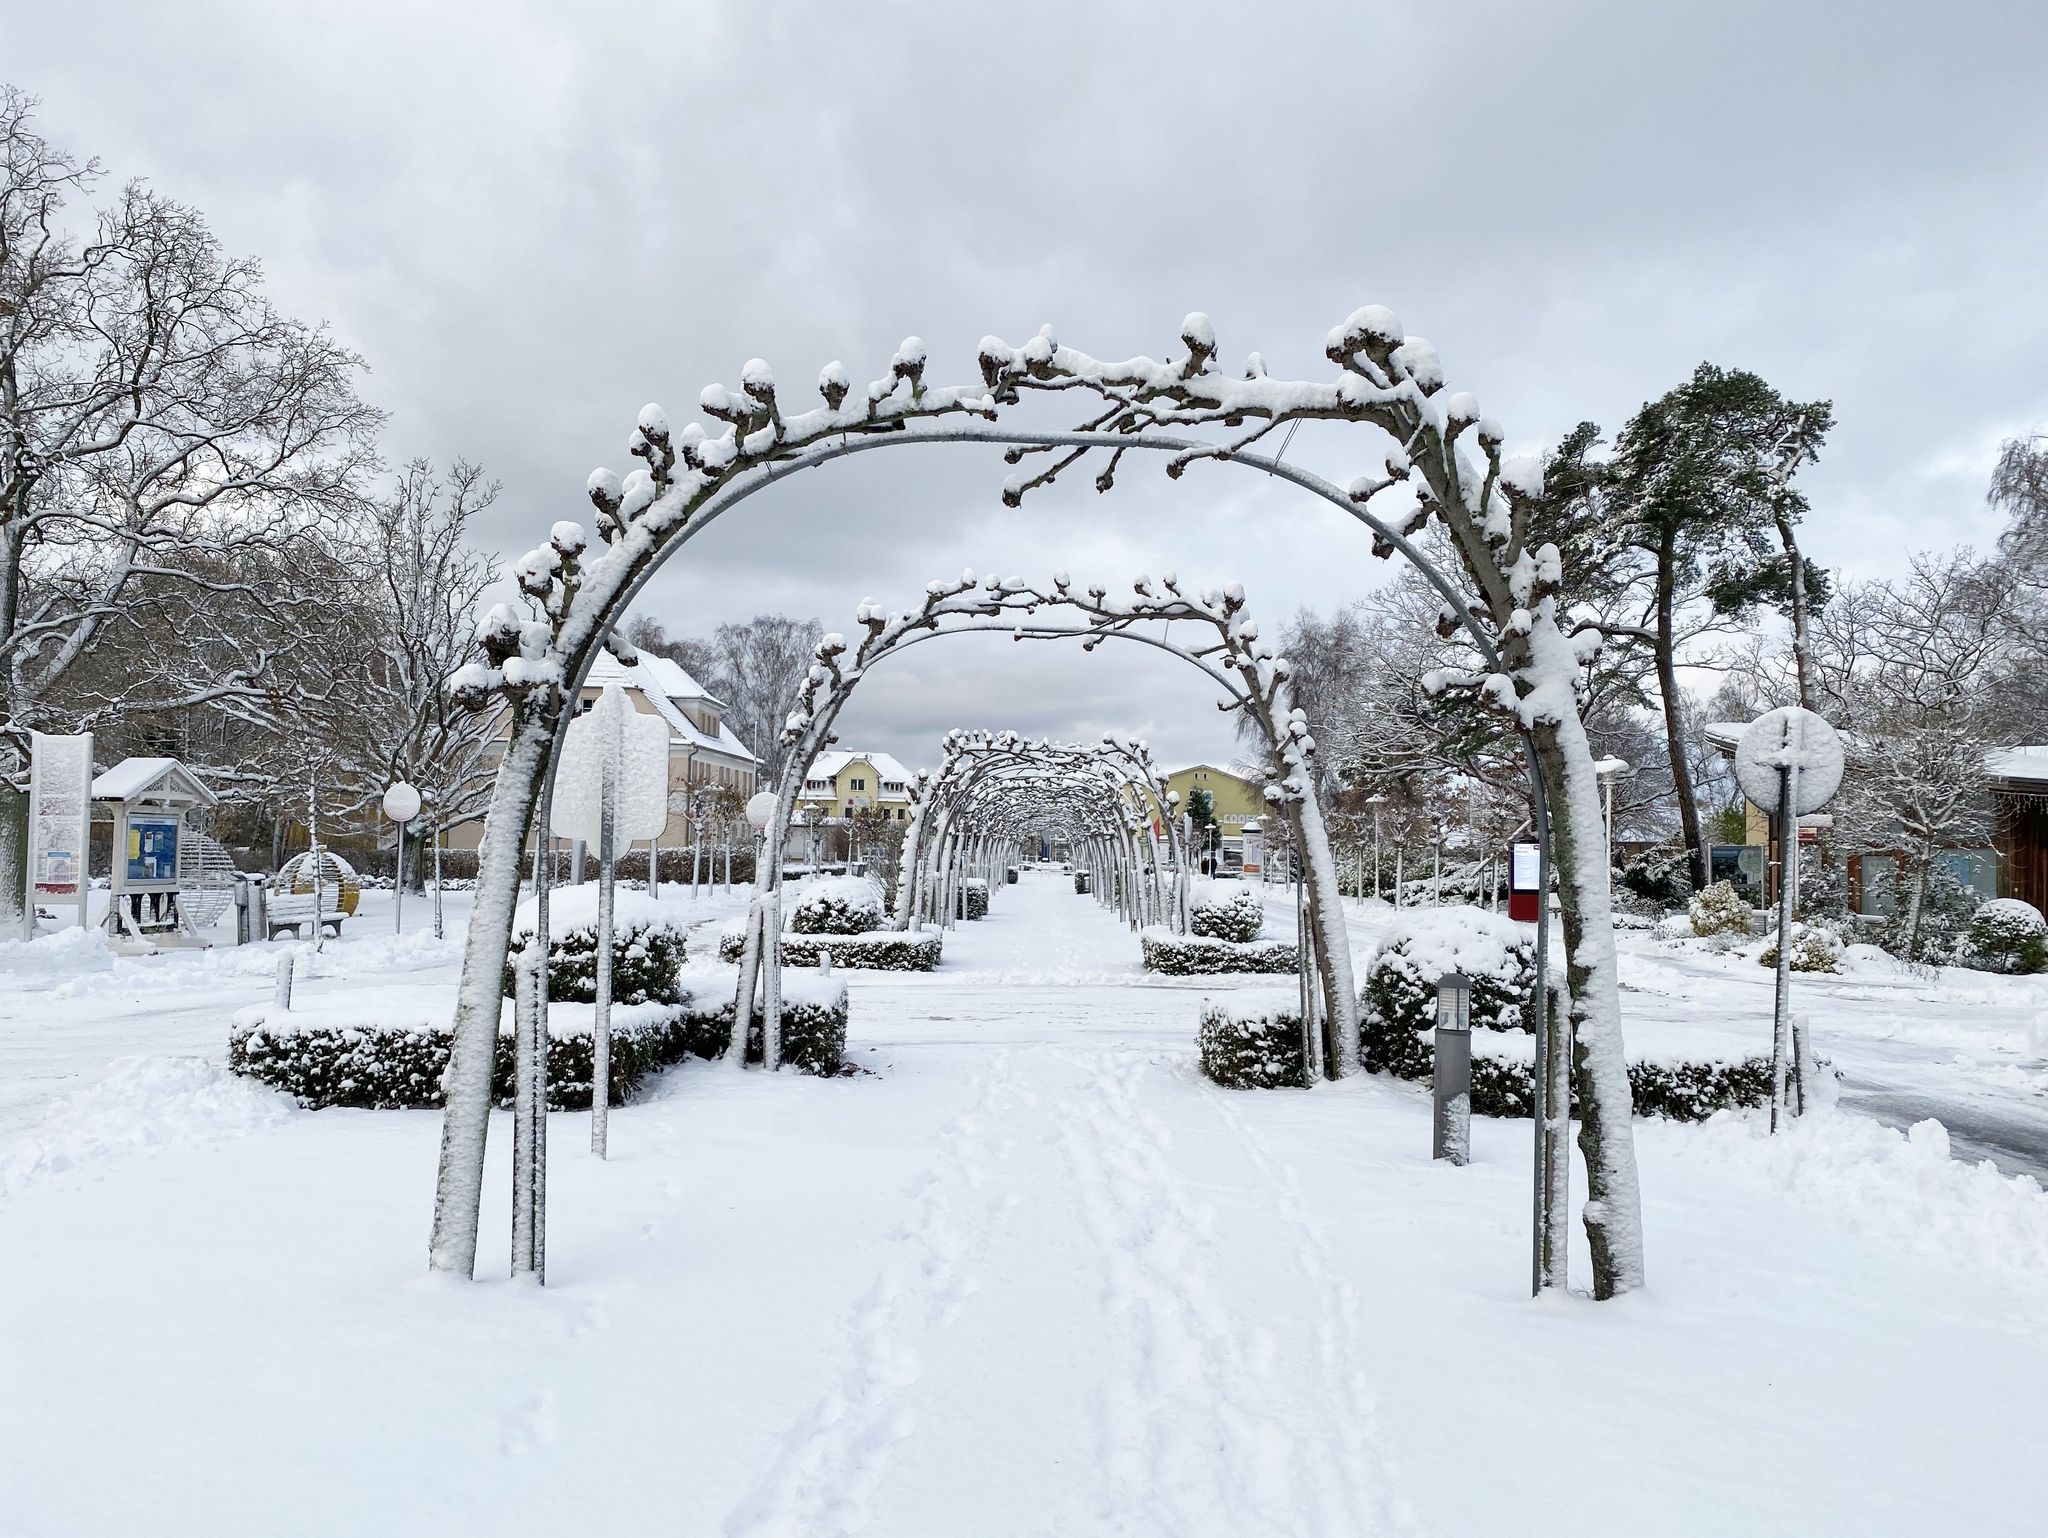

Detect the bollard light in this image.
[1433,971,1473,1165]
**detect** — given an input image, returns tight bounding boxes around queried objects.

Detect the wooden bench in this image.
[265,884,348,940]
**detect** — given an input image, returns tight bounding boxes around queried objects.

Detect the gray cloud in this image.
[11,0,2045,773]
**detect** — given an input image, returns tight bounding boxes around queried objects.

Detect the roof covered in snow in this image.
[90,757,218,807]
[801,750,916,796]
[1986,746,2048,786]
[582,652,757,765]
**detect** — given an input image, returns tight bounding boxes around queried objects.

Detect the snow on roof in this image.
[802,750,916,794]
[90,757,218,807]
[582,652,757,765]
[1987,746,2048,785]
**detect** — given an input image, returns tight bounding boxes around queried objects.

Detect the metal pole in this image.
[593,718,617,1157]
[394,821,405,936]
[1771,747,1803,1133]
[307,772,324,954]
[432,820,445,940]
[511,942,539,1276]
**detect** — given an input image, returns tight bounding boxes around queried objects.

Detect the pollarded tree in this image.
[436,306,1644,1298]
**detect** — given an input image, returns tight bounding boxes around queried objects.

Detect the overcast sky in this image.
[11,1,2046,775]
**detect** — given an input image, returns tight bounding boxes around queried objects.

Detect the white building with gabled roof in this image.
[448,650,760,853]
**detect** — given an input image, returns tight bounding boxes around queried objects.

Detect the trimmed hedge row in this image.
[1074,871,1091,894]
[1141,928,1298,975]
[1198,999,1308,1089]
[1359,1012,1773,1122]
[229,989,852,1109]
[716,928,943,971]
[498,919,686,1004]
[1190,885,1264,943]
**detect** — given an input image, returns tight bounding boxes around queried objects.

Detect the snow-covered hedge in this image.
[717,926,942,971]
[500,887,687,1004]
[1189,881,1264,943]
[1687,881,1753,938]
[961,878,989,920]
[1758,925,1842,974]
[1141,927,1297,975]
[1074,870,1091,895]
[790,877,885,936]
[1005,866,1019,884]
[1359,1017,1774,1123]
[1962,898,2048,975]
[229,975,853,1108]
[1198,991,1308,1089]
[1358,905,1540,1075]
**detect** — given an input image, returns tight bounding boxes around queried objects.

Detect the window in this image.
[851,777,865,790]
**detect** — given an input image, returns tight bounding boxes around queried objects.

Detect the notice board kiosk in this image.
[93,757,218,951]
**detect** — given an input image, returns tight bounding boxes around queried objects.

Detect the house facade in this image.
[785,750,918,865]
[1162,763,1266,872]
[447,651,759,853]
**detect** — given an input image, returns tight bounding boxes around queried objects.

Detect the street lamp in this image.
[382,781,423,935]
[1366,793,1387,903]
[1593,757,1632,898]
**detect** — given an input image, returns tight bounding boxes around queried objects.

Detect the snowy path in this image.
[4,871,2048,1534]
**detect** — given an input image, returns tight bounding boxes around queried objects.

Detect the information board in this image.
[126,814,182,886]
[26,731,93,930]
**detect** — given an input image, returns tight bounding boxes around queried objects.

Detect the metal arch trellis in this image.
[433,309,1632,1302]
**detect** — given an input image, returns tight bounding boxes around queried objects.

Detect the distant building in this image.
[1162,763,1266,873]
[786,750,918,865]
[448,651,759,853]
[1703,722,2048,914]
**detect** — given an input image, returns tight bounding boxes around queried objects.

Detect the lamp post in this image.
[382,781,423,935]
[1366,793,1387,902]
[1433,972,1473,1165]
[1593,757,1632,900]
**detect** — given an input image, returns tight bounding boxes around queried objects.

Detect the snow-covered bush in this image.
[1005,866,1019,885]
[1189,881,1264,943]
[1758,925,1842,974]
[1074,870,1091,895]
[1686,881,1753,939]
[500,887,687,1005]
[1962,898,2048,975]
[689,973,851,1076]
[962,877,989,920]
[1359,905,1540,1076]
[1879,864,1977,965]
[717,926,942,971]
[1198,993,1308,1089]
[1141,927,1297,975]
[790,876,885,936]
[1618,844,1691,910]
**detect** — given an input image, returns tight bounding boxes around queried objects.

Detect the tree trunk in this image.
[1291,791,1360,1077]
[428,703,556,1275]
[1776,513,1816,714]
[1654,551,1708,892]
[1527,618,1647,1299]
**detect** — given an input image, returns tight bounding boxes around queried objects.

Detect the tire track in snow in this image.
[723,1048,1021,1538]
[1049,1044,1409,1536]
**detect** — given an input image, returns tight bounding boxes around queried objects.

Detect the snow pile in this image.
[3,1055,293,1195]
[0,923,116,984]
[790,876,885,936]
[1686,1108,2048,1277]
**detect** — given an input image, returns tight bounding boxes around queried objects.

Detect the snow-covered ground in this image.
[3,870,2047,1535]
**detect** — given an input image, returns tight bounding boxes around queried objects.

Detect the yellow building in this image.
[1163,763,1267,871]
[447,651,759,852]
[786,750,917,866]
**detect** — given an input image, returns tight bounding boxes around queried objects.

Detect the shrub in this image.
[1758,925,1842,974]
[1005,866,1019,885]
[1141,927,1297,975]
[228,980,854,1108]
[1879,863,1977,964]
[1198,994,1308,1088]
[1189,881,1264,943]
[1618,845,1692,909]
[790,876,885,936]
[1686,881,1752,938]
[717,926,942,971]
[1358,905,1541,1075]
[1074,871,1091,894]
[1962,898,2048,975]
[963,878,989,920]
[500,886,687,1004]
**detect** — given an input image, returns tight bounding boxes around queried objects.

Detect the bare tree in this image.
[0,88,377,908]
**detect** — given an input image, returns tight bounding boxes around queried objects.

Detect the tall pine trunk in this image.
[1654,551,1708,892]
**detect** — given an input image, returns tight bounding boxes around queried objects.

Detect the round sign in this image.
[1734,708,1843,816]
[381,781,423,824]
[745,790,779,831]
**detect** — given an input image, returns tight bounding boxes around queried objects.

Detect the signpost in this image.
[1507,838,1542,923]
[382,781,422,936]
[26,732,93,938]
[555,686,669,1156]
[1734,707,1844,1133]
